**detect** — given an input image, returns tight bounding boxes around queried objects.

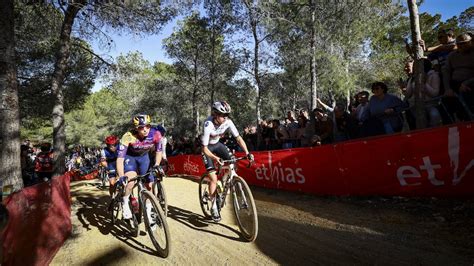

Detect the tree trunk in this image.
[0,0,22,191]
[407,0,426,129]
[253,24,264,149]
[209,12,217,108]
[244,0,263,147]
[51,2,83,176]
[309,0,318,110]
[192,89,199,137]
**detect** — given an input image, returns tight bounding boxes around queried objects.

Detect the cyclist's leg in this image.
[205,143,232,221]
[122,155,138,219]
[201,149,217,196]
[203,142,232,196]
[107,162,117,197]
[136,153,156,221]
[212,142,233,183]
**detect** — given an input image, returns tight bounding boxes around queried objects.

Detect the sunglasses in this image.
[217,113,229,117]
[136,124,151,131]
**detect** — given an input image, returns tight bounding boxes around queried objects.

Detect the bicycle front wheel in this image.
[153,181,168,217]
[198,174,212,218]
[129,200,139,237]
[141,190,171,258]
[231,176,258,242]
[110,184,122,225]
[110,196,121,225]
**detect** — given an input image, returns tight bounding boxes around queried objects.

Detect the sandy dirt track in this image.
[52,176,474,265]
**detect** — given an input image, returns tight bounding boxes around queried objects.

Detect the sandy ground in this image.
[52,176,474,265]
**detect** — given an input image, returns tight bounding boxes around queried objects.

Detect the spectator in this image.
[361,82,404,136]
[273,119,291,149]
[354,91,370,123]
[299,109,309,120]
[286,111,299,147]
[334,104,360,141]
[404,58,442,128]
[443,33,474,120]
[296,115,309,147]
[243,126,258,151]
[259,120,273,150]
[20,144,35,186]
[34,142,54,182]
[421,28,457,67]
[312,108,334,145]
[399,58,417,130]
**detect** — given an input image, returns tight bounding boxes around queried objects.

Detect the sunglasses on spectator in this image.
[136,124,151,130]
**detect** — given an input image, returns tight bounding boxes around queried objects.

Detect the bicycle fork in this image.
[231,179,249,211]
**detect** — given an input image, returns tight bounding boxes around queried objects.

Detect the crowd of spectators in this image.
[20,141,102,187]
[18,30,473,160]
[172,29,472,153]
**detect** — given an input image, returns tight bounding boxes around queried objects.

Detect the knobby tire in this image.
[141,190,171,258]
[232,175,258,242]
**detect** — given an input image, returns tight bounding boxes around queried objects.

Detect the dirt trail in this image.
[52,176,474,265]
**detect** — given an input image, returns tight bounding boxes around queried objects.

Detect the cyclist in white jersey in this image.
[201,101,254,222]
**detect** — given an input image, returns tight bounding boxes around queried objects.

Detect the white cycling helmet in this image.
[212,101,231,114]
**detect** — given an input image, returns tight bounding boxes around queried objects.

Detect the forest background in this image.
[12,0,474,145]
[0,0,472,190]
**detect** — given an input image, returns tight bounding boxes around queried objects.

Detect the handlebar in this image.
[216,156,253,176]
[125,169,161,184]
[220,156,248,165]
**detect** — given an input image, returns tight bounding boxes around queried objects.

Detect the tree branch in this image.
[72,42,113,67]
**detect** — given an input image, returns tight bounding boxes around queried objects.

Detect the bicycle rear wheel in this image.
[153,181,168,217]
[198,174,212,218]
[141,190,171,258]
[231,176,258,242]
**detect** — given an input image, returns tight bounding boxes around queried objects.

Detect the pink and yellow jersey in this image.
[117,128,162,158]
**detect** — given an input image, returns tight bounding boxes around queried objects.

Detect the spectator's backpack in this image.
[34,152,53,172]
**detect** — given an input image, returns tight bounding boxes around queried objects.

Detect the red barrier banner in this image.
[1,173,72,265]
[167,123,474,197]
[70,170,98,181]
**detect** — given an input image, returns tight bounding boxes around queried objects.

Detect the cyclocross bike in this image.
[198,156,258,242]
[109,169,171,257]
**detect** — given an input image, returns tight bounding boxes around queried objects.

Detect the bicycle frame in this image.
[215,156,249,206]
[127,172,155,200]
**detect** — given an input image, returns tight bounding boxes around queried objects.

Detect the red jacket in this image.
[34,152,53,172]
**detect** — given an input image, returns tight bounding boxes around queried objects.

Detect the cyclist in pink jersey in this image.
[116,114,164,220]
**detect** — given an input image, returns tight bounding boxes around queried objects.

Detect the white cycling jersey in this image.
[201,116,239,146]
